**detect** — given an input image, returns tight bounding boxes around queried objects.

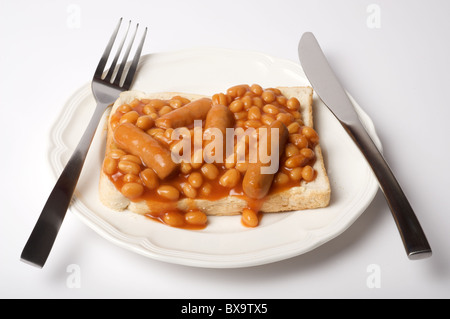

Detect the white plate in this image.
[49,47,381,268]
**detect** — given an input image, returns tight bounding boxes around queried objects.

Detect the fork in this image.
[21,18,147,268]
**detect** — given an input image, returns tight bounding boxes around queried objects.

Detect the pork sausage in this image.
[114,123,178,179]
[155,98,212,129]
[242,120,289,199]
[203,105,235,162]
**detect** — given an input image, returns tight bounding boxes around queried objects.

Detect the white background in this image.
[1,0,449,299]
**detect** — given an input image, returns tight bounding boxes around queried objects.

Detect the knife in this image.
[298,32,432,260]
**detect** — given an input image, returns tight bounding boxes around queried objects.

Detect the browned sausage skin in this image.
[242,120,289,199]
[113,123,178,179]
[155,98,212,129]
[203,105,235,162]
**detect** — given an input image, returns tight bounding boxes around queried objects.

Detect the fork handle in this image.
[21,102,109,268]
[343,120,432,260]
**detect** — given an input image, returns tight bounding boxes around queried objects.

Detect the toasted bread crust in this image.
[99,87,330,216]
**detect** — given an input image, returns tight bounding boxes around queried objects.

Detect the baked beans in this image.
[219,169,240,188]
[140,168,159,190]
[201,163,219,180]
[163,211,185,227]
[103,157,118,175]
[157,185,180,201]
[121,183,144,199]
[118,160,141,175]
[185,210,208,226]
[105,84,321,230]
[242,208,259,227]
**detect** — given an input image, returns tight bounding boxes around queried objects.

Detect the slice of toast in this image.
[99,86,330,220]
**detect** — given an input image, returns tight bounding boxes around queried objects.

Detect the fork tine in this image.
[113,23,139,86]
[103,20,131,83]
[94,18,123,80]
[122,26,148,89]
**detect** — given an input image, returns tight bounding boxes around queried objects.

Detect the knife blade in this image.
[298,32,432,260]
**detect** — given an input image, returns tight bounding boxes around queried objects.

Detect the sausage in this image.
[203,105,235,161]
[155,98,212,129]
[242,120,289,199]
[113,123,178,179]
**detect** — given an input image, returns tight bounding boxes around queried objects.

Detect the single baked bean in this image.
[129,99,140,108]
[287,97,301,111]
[121,182,144,199]
[276,95,288,107]
[118,160,141,175]
[225,160,236,169]
[172,95,191,105]
[191,149,204,169]
[276,112,294,126]
[285,143,300,157]
[229,100,244,113]
[241,96,253,109]
[285,154,308,168]
[120,111,140,125]
[262,104,279,115]
[147,127,164,137]
[261,114,275,126]
[287,122,301,134]
[148,99,166,110]
[242,208,259,227]
[234,111,248,121]
[120,154,141,165]
[219,168,240,188]
[291,111,302,120]
[200,182,212,196]
[140,168,159,190]
[289,134,308,149]
[274,172,289,185]
[136,115,154,131]
[302,165,315,182]
[300,148,315,160]
[247,106,261,120]
[108,149,126,159]
[169,99,182,109]
[188,172,203,188]
[103,157,118,175]
[235,120,246,128]
[157,185,180,201]
[201,163,219,180]
[302,126,319,144]
[180,161,193,174]
[142,104,156,115]
[262,90,276,103]
[163,211,185,227]
[235,162,248,173]
[159,105,173,116]
[117,104,133,113]
[289,167,303,181]
[182,183,197,199]
[185,210,208,226]
[252,97,264,108]
[123,173,142,184]
[250,84,263,96]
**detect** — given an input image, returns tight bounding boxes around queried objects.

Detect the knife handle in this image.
[343,121,432,260]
